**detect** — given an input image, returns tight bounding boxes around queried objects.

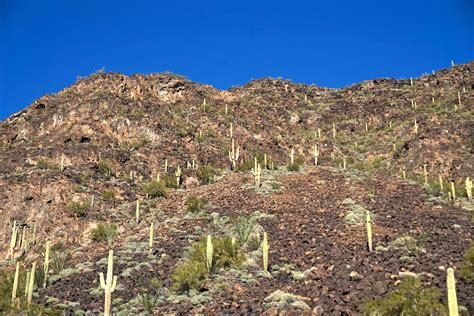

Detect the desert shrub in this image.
[232,215,256,243]
[101,190,118,205]
[461,242,474,283]
[50,242,72,274]
[161,174,179,189]
[37,157,59,170]
[287,157,304,172]
[186,196,207,213]
[90,223,117,243]
[142,180,167,198]
[196,164,219,184]
[171,236,244,293]
[361,276,447,316]
[138,278,162,315]
[68,201,90,217]
[97,159,115,178]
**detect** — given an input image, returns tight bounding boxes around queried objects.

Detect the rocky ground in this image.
[0,62,473,315]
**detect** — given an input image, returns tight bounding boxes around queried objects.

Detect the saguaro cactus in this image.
[7,221,18,260]
[289,149,294,165]
[164,159,168,173]
[251,158,262,188]
[465,177,472,200]
[366,211,373,252]
[206,235,213,272]
[414,120,419,133]
[11,262,19,306]
[332,123,336,139]
[60,154,65,172]
[447,268,459,316]
[135,200,140,224]
[99,250,118,316]
[423,164,428,186]
[312,145,319,166]
[43,241,51,288]
[27,262,36,306]
[149,222,154,254]
[439,175,444,191]
[262,232,269,272]
[175,165,182,187]
[228,138,240,171]
[450,182,456,200]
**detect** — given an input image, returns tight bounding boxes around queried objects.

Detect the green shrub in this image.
[101,190,118,205]
[196,164,219,184]
[461,242,474,283]
[232,215,256,243]
[50,242,72,274]
[161,174,179,189]
[361,277,447,315]
[68,201,90,217]
[186,196,207,213]
[97,159,115,178]
[37,157,59,170]
[171,236,244,293]
[90,223,118,243]
[287,157,304,172]
[142,180,167,198]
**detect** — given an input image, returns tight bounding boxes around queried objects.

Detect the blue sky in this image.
[0,0,472,120]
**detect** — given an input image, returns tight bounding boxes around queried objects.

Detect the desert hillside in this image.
[0,63,473,315]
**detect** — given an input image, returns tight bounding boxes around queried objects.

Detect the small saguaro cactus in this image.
[423,164,428,186]
[228,138,240,171]
[11,262,20,306]
[262,232,269,272]
[264,154,267,170]
[312,145,319,166]
[332,122,336,139]
[414,120,419,133]
[289,148,294,165]
[135,200,140,224]
[206,235,213,272]
[465,177,472,200]
[164,159,168,173]
[225,104,228,116]
[99,250,118,316]
[251,158,262,188]
[43,241,51,288]
[27,262,36,306]
[60,153,65,172]
[447,268,459,316]
[229,123,233,138]
[7,220,18,260]
[149,222,154,254]
[366,211,373,252]
[175,165,182,187]
[317,128,322,140]
[129,170,134,182]
[24,271,30,298]
[410,77,413,86]
[402,170,407,180]
[439,175,444,191]
[343,158,347,170]
[450,182,456,200]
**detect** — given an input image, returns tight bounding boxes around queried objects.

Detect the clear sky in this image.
[0,0,472,120]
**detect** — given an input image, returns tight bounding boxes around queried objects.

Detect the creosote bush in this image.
[37,157,59,171]
[161,174,179,189]
[68,201,91,217]
[171,236,244,293]
[91,223,118,243]
[361,276,447,315]
[461,242,474,283]
[97,159,115,178]
[186,196,207,213]
[197,164,219,184]
[142,180,167,198]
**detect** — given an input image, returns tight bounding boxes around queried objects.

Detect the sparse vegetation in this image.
[361,277,447,315]
[196,164,219,184]
[461,242,474,283]
[91,224,118,243]
[68,200,91,217]
[186,196,207,213]
[142,180,167,198]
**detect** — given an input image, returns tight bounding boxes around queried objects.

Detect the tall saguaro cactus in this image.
[262,232,269,272]
[99,250,118,316]
[135,200,140,224]
[447,268,459,316]
[312,145,320,166]
[43,241,51,288]
[465,177,472,200]
[366,211,373,252]
[149,222,154,254]
[7,221,18,260]
[206,235,213,272]
[11,262,20,306]
[27,262,36,306]
[228,138,240,170]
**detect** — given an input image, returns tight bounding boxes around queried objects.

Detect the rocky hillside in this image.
[0,63,472,315]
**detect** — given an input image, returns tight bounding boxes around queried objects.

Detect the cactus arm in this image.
[11,262,19,304]
[99,272,106,289]
[27,262,36,305]
[111,276,117,292]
